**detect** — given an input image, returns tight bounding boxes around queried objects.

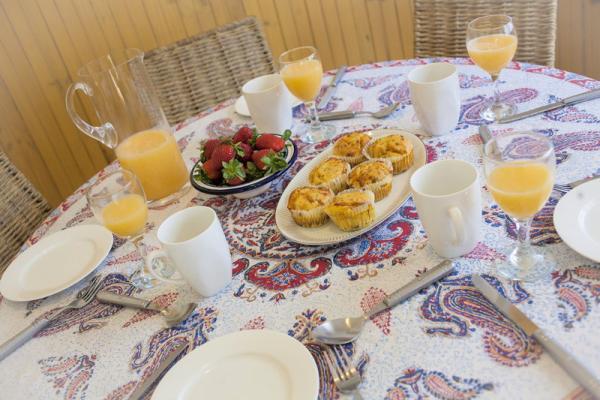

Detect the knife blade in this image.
[317,65,346,109]
[498,88,600,124]
[129,343,188,400]
[473,275,600,398]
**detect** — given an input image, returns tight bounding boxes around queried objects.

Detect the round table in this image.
[1,58,600,400]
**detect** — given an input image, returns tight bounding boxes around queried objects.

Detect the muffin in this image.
[287,186,335,227]
[309,157,351,193]
[364,134,414,174]
[347,159,393,201]
[332,131,371,165]
[324,188,376,232]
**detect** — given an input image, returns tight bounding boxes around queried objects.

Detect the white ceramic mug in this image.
[242,74,293,133]
[410,159,482,258]
[149,206,232,297]
[407,62,460,136]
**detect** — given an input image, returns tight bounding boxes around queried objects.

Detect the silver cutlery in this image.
[498,88,600,124]
[318,102,400,122]
[312,260,453,345]
[129,342,188,400]
[323,345,363,400]
[96,291,196,327]
[0,275,104,362]
[317,65,347,109]
[472,274,600,399]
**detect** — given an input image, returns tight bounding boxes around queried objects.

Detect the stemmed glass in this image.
[279,46,335,143]
[87,169,155,289]
[467,15,518,122]
[483,131,556,281]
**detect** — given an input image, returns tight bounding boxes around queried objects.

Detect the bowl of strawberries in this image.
[190,126,298,199]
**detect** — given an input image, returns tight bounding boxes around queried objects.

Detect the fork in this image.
[323,345,364,400]
[0,275,104,361]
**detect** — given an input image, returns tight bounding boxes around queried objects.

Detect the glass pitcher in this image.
[66,48,188,205]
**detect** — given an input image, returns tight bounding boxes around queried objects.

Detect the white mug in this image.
[150,206,232,297]
[242,74,293,133]
[410,159,482,258]
[407,62,460,136]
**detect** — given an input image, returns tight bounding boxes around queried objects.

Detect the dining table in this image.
[1,57,600,400]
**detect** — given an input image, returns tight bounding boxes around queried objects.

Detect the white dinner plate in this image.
[276,128,426,245]
[0,224,113,302]
[152,329,319,400]
[554,178,600,262]
[234,95,303,117]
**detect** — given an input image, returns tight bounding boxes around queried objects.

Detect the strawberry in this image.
[222,159,246,186]
[251,149,288,173]
[211,144,236,165]
[237,142,252,162]
[203,138,221,160]
[201,158,222,181]
[255,130,291,152]
[232,126,254,143]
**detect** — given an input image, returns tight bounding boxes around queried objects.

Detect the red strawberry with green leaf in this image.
[255,130,291,152]
[212,144,236,164]
[222,159,246,186]
[232,126,253,143]
[251,149,287,173]
[237,142,252,162]
[201,158,222,181]
[203,138,221,160]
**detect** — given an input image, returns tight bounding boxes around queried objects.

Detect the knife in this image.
[128,343,188,400]
[498,88,600,124]
[317,65,346,109]
[472,275,600,398]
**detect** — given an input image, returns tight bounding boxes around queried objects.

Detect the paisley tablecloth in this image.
[1,58,600,400]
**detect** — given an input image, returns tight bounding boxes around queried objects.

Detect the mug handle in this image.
[65,82,118,149]
[145,249,186,284]
[448,207,465,246]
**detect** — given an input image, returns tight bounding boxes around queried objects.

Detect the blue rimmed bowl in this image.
[190,138,298,199]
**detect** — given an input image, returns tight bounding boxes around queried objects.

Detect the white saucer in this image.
[152,329,319,400]
[0,224,113,302]
[234,95,303,117]
[554,179,600,262]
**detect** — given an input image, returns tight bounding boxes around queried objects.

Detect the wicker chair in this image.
[144,16,275,125]
[414,0,558,66]
[0,151,51,275]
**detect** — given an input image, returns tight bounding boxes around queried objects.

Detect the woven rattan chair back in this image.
[0,151,51,275]
[144,16,275,125]
[414,0,557,66]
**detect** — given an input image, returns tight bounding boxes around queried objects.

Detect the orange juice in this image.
[102,193,148,237]
[281,59,323,102]
[116,129,188,200]
[467,34,518,76]
[488,162,553,219]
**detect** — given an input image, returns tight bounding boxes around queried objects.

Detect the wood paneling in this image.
[0,0,597,206]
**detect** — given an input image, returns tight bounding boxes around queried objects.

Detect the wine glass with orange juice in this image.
[279,46,335,143]
[87,169,158,289]
[467,15,518,122]
[483,131,556,281]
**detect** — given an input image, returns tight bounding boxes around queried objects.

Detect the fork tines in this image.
[78,275,104,300]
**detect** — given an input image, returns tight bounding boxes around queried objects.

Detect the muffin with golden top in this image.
[364,133,414,174]
[308,157,351,193]
[287,186,335,227]
[324,188,375,232]
[332,131,371,165]
[347,159,393,201]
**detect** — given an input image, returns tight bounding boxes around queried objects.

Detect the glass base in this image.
[147,183,190,210]
[129,269,156,289]
[298,123,336,143]
[496,245,555,282]
[481,101,517,122]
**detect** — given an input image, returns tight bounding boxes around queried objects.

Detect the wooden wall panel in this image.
[0,0,597,207]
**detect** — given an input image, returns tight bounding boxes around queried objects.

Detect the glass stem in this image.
[131,235,152,287]
[305,101,321,131]
[491,73,501,106]
[514,217,533,257]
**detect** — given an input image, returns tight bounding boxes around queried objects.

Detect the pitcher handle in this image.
[66,82,118,149]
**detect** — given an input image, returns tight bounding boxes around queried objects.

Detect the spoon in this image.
[317,102,400,121]
[311,260,454,345]
[96,291,196,327]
